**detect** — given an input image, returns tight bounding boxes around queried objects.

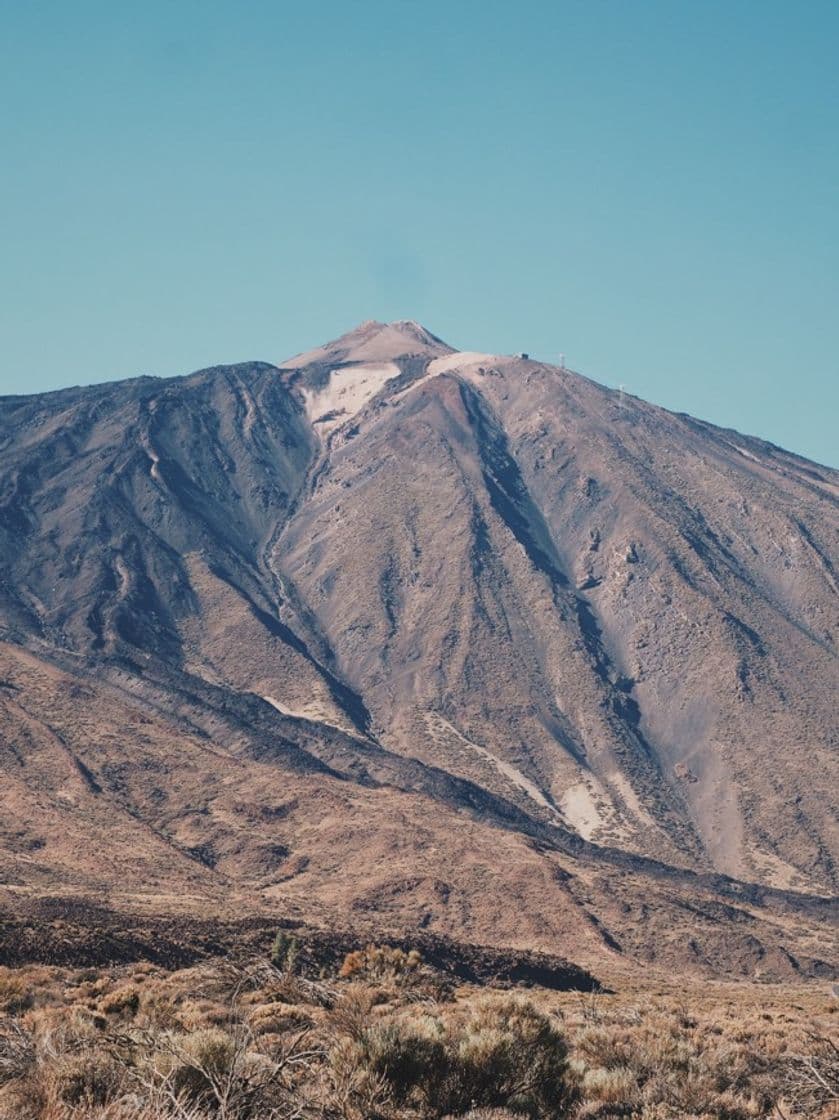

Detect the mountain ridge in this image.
[1,320,836,979]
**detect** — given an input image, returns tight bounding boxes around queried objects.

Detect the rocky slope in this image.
[0,320,836,978]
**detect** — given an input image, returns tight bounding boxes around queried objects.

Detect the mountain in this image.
[0,320,836,980]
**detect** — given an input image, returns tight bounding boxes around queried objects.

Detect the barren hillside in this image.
[1,320,836,979]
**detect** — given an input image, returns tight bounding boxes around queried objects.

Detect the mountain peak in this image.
[2,316,838,980]
[388,319,452,348]
[282,318,455,368]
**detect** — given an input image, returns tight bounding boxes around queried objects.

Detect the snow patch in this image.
[140,436,162,483]
[302,362,400,435]
[238,385,258,437]
[427,352,499,376]
[263,695,357,736]
[559,783,604,840]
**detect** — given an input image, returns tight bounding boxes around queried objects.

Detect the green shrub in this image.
[270,930,300,974]
[365,1017,448,1106]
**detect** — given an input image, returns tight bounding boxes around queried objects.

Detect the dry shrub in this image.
[340,945,423,983]
[779,1030,839,1117]
[0,955,831,1120]
[212,956,336,1014]
[135,989,182,1031]
[573,1026,630,1072]
[29,1002,104,1053]
[138,1019,315,1118]
[98,985,140,1019]
[328,984,383,1042]
[144,1026,241,1107]
[264,968,334,1010]
[567,1002,793,1119]
[581,1064,637,1104]
[363,1015,448,1109]
[0,1076,44,1120]
[172,997,233,1031]
[0,970,34,1015]
[248,1001,314,1036]
[339,946,452,1006]
[450,998,577,1117]
[0,1019,35,1085]
[329,994,577,1119]
[326,1031,392,1119]
[50,1049,124,1106]
[448,1112,522,1120]
[65,975,113,1007]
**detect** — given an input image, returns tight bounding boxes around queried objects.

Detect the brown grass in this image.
[0,952,835,1119]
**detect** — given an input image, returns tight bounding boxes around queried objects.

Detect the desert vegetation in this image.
[0,946,836,1120]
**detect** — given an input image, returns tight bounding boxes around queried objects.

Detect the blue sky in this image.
[1,0,837,466]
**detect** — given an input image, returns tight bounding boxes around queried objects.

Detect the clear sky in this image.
[1,1,837,466]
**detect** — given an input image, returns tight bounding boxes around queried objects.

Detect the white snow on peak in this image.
[426,351,499,375]
[302,361,401,436]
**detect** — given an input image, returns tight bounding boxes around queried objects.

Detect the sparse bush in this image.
[141,1020,305,1117]
[270,930,300,974]
[574,1025,630,1071]
[98,984,140,1018]
[0,1076,43,1120]
[328,983,383,1042]
[582,1064,637,1104]
[780,1030,839,1117]
[0,956,830,1120]
[327,1032,392,1118]
[51,1049,124,1106]
[0,1021,35,1086]
[248,1000,314,1035]
[156,1025,239,1103]
[338,943,452,1002]
[340,945,423,983]
[136,988,181,1030]
[331,995,576,1118]
[364,1016,448,1108]
[0,970,34,1016]
[447,998,577,1118]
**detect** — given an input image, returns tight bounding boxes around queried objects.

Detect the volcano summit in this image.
[0,320,836,978]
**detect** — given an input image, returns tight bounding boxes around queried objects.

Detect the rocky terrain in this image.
[0,319,836,980]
